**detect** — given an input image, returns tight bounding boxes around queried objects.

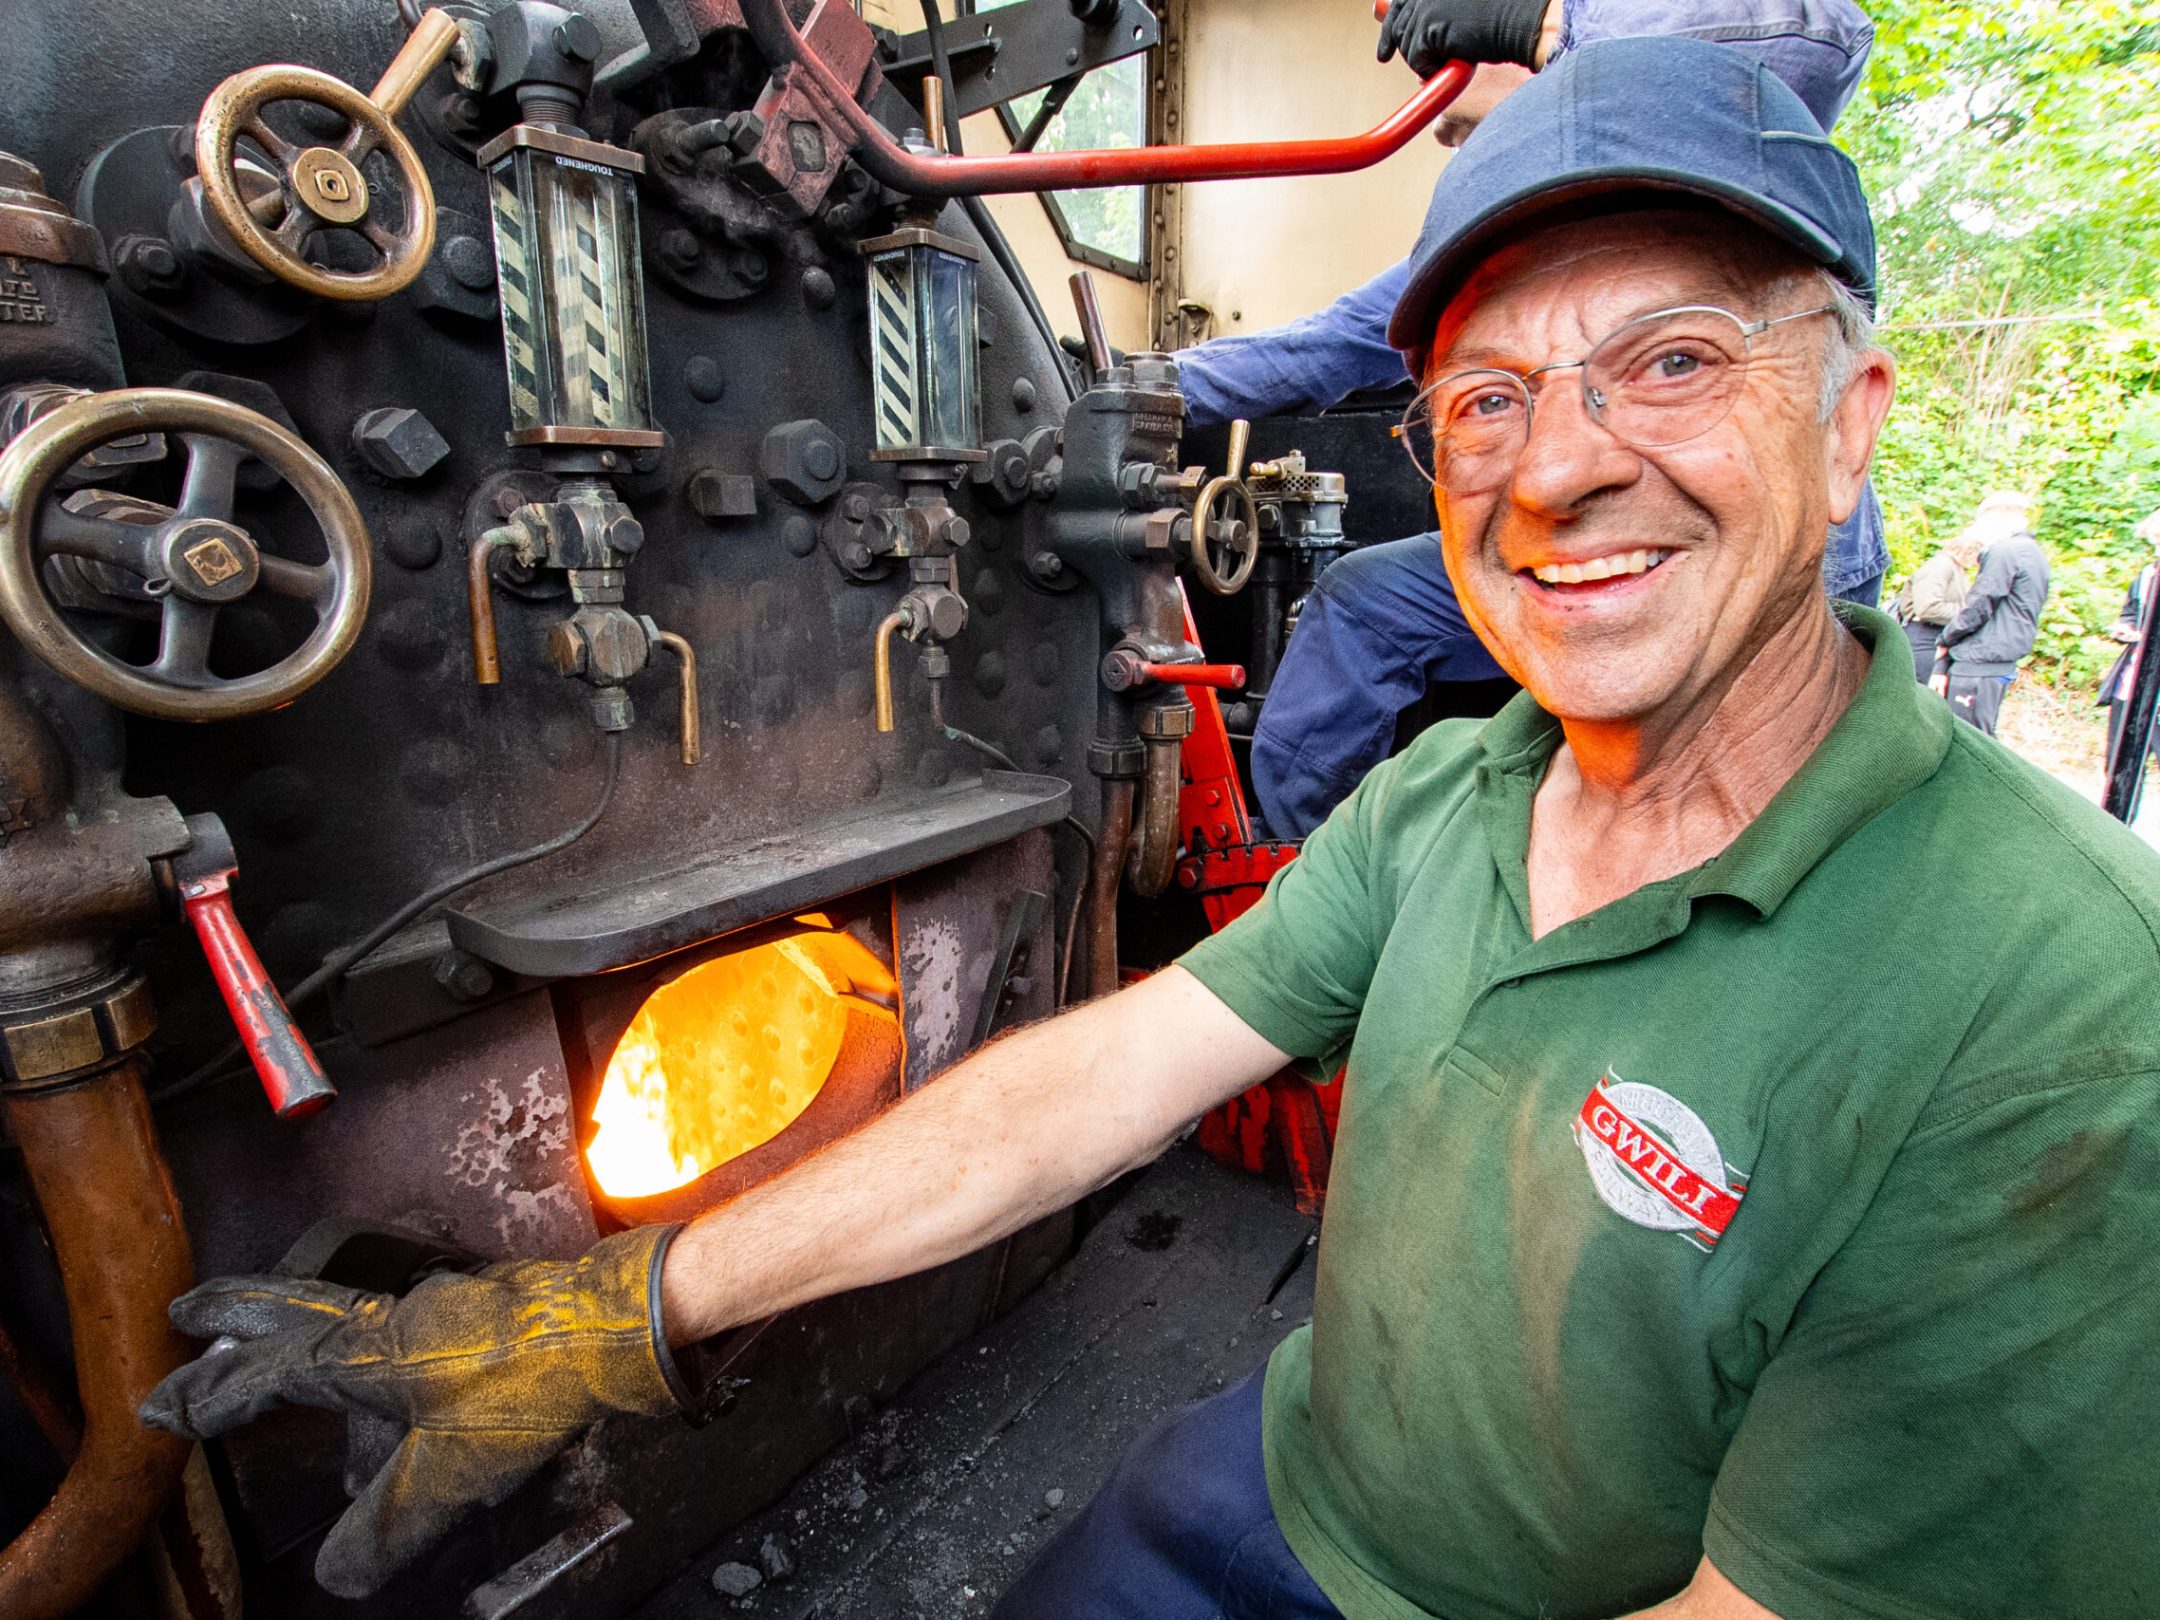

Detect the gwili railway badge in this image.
[1572,1070,1748,1251]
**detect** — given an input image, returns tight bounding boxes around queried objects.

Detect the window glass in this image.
[1006,53,1148,272]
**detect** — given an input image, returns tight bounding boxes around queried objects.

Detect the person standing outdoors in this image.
[2098,506,2160,762]
[1930,491,2048,734]
[1893,528,1979,679]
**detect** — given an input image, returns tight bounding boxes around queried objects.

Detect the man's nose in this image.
[1507,377,1641,516]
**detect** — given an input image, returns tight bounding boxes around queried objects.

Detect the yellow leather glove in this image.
[140,1224,693,1599]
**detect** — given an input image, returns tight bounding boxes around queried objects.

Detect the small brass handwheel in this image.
[0,389,372,722]
[1188,475,1260,596]
[193,10,464,301]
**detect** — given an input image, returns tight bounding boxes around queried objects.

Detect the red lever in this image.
[1143,661,1248,691]
[175,817,335,1119]
[736,0,1470,196]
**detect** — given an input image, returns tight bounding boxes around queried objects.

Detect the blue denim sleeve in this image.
[1251,535,1504,838]
[1178,259,1414,429]
[1824,477,1888,601]
[1558,0,1875,130]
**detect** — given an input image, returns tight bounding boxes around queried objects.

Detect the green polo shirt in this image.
[1179,604,2160,1620]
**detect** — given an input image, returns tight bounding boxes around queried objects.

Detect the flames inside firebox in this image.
[586,937,861,1199]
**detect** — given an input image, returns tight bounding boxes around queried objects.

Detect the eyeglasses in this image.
[1396,304,1836,491]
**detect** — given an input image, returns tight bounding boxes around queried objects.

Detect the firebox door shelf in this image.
[442,768,1071,977]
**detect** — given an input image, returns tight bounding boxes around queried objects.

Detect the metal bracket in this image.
[881,0,1160,121]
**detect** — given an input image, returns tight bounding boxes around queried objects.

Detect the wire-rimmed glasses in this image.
[1396,304,1836,491]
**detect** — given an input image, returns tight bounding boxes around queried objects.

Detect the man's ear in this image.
[1824,348,1895,526]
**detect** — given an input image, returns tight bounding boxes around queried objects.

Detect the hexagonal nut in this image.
[544,620,590,677]
[972,439,1032,509]
[686,469,758,521]
[919,590,968,641]
[584,611,654,682]
[760,419,847,506]
[351,407,451,480]
[432,950,497,1002]
[600,511,645,558]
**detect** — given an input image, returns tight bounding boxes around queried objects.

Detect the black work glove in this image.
[1376,0,1547,75]
[141,1225,694,1599]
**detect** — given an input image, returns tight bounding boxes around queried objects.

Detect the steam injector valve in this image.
[467,482,699,762]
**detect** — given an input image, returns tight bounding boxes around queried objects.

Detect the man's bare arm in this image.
[660,965,1291,1343]
[1621,1558,1779,1620]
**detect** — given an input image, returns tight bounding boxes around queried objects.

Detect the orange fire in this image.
[586,935,865,1199]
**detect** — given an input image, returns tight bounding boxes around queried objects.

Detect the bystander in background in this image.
[2098,507,2160,765]
[1893,529,1980,680]
[1931,491,2049,735]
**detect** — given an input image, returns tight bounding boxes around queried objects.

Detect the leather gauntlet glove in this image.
[1376,0,1546,76]
[141,1224,693,1599]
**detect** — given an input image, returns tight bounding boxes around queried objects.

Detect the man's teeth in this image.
[1530,549,1668,585]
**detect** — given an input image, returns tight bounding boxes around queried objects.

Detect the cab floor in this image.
[629,1142,1321,1620]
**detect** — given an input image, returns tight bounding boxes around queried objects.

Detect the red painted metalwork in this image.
[180,869,335,1119]
[1143,660,1246,691]
[735,0,1473,196]
[1169,592,1344,1209]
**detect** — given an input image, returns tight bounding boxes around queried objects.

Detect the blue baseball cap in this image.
[1387,35,1877,362]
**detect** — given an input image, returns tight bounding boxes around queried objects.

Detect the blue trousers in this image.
[990,1370,1343,1620]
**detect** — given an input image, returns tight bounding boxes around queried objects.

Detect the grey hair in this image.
[1815,273,1881,422]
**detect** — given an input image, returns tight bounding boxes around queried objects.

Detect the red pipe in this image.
[1141,661,1246,691]
[739,0,1472,196]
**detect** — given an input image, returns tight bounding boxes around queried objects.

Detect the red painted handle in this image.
[1144,661,1248,691]
[181,871,336,1119]
[736,0,1470,196]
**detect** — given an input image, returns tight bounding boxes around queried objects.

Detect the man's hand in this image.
[1376,0,1549,76]
[141,1226,690,1599]
[1929,668,1950,697]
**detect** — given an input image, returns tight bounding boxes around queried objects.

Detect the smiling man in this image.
[145,33,2160,1620]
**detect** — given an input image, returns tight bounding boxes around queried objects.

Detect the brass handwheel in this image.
[0,389,372,722]
[192,10,464,300]
[1188,475,1260,596]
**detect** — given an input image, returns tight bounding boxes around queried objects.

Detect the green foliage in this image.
[1848,1,2160,688]
[1006,58,1146,264]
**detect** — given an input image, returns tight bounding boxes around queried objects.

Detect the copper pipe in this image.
[468,525,521,685]
[737,0,1472,196]
[1086,777,1135,999]
[1124,736,1184,899]
[921,74,949,155]
[653,629,701,766]
[872,609,912,733]
[0,1057,194,1620]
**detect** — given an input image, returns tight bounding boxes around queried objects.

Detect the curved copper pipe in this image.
[0,1058,194,1620]
[738,0,1473,196]
[872,609,912,733]
[1086,777,1136,1000]
[1124,736,1184,899]
[468,526,521,686]
[652,629,701,765]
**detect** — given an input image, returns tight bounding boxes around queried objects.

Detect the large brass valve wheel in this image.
[193,10,464,301]
[0,389,372,722]
[1187,417,1259,596]
[1188,473,1260,597]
